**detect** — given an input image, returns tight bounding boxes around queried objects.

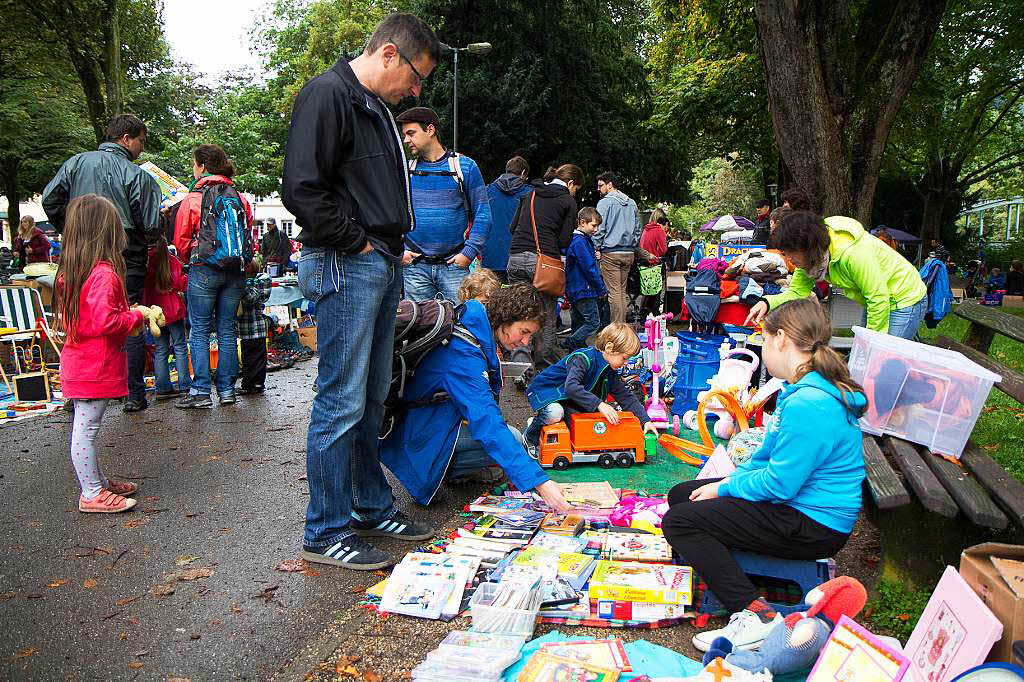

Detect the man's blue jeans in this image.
[887,297,927,340]
[298,248,400,549]
[154,320,191,393]
[187,265,243,396]
[447,425,526,480]
[563,297,602,350]
[403,261,468,302]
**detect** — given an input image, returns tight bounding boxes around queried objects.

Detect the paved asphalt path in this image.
[0,362,497,681]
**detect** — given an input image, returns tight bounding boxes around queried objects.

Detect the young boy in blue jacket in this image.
[661,299,867,654]
[525,322,658,448]
[563,207,609,351]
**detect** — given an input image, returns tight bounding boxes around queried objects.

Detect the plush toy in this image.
[132,304,166,337]
[702,576,868,677]
[685,657,773,681]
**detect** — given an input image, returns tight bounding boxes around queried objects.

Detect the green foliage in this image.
[662,157,760,236]
[866,577,931,640]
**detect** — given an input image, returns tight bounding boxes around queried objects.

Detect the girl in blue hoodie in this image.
[663,298,867,653]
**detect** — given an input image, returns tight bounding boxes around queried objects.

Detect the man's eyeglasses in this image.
[395,46,426,86]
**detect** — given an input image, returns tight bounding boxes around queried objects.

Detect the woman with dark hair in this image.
[172,144,253,408]
[747,211,926,338]
[380,283,571,512]
[506,163,582,372]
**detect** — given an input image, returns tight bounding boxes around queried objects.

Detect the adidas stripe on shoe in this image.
[351,511,435,542]
[301,535,394,570]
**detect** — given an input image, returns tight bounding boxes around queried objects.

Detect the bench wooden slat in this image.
[934,335,1024,403]
[955,301,1024,349]
[881,436,958,517]
[862,435,911,508]
[919,446,1009,530]
[961,441,1024,528]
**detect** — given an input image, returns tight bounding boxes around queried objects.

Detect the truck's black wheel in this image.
[617,453,634,468]
[599,454,616,469]
[552,456,570,471]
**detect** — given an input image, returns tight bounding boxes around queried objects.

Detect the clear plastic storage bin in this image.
[847,326,1001,458]
[469,583,542,639]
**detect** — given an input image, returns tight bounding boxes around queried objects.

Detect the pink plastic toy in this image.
[644,313,674,427]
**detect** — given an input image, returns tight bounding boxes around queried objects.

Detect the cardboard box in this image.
[1003,295,1024,308]
[297,326,317,352]
[959,542,1024,663]
[952,287,966,303]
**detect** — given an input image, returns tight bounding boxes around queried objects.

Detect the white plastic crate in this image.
[469,583,542,639]
[847,326,1001,458]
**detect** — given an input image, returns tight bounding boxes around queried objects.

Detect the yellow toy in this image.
[130,305,166,337]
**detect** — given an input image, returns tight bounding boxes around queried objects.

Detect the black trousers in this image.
[661,478,850,613]
[240,338,267,390]
[124,269,147,401]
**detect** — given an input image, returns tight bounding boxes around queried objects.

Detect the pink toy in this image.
[645,313,674,427]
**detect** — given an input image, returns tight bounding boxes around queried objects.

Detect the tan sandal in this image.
[79,490,137,513]
[105,481,138,496]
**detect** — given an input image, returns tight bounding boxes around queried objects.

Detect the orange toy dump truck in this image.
[538,412,651,470]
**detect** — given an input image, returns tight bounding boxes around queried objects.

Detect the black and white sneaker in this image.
[351,511,435,542]
[301,535,394,570]
[175,394,213,409]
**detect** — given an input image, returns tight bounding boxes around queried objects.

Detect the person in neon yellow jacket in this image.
[745,211,927,338]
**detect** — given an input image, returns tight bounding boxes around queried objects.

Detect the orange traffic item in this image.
[660,390,750,462]
[538,411,647,470]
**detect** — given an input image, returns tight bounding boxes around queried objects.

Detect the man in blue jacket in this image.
[380,285,570,512]
[397,107,492,302]
[483,156,532,281]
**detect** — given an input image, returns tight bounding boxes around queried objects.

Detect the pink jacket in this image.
[60,262,144,400]
[639,222,668,264]
[143,250,187,324]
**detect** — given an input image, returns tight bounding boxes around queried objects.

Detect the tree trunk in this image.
[2,160,21,245]
[918,155,964,245]
[102,0,123,118]
[754,0,947,222]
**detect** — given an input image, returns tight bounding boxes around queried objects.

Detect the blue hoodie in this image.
[379,299,548,505]
[718,371,867,534]
[565,230,607,302]
[483,173,532,271]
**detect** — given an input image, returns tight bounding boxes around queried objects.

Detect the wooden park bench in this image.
[861,301,1024,532]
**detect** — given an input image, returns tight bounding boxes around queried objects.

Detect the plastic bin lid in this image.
[850,326,1002,383]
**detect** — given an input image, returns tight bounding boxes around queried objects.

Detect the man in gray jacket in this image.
[42,114,162,413]
[594,171,641,324]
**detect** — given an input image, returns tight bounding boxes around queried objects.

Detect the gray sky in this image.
[163,0,269,82]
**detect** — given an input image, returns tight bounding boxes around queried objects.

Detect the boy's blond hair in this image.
[457,268,501,303]
[595,322,641,355]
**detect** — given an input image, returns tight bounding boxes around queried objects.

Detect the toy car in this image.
[538,411,656,470]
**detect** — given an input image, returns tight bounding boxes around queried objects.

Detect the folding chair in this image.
[0,285,62,393]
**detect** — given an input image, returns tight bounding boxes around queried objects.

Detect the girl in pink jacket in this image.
[57,195,146,513]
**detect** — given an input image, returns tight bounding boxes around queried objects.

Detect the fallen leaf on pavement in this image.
[363,670,382,682]
[190,634,200,641]
[83,579,97,588]
[11,646,38,660]
[202,455,221,463]
[122,517,148,529]
[174,568,214,581]
[335,655,359,677]
[396,671,412,680]
[252,584,279,603]
[149,584,175,597]
[230,604,242,613]
[127,662,144,669]
[175,554,199,566]
[0,591,15,602]
[142,496,160,503]
[167,678,193,682]
[47,579,67,588]
[274,559,305,573]
[115,595,140,607]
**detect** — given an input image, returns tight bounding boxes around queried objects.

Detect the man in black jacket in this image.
[42,114,162,413]
[282,12,441,571]
[259,219,292,274]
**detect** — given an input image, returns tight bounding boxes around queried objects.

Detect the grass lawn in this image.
[915,305,1024,482]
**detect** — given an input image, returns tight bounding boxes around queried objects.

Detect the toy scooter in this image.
[644,313,674,428]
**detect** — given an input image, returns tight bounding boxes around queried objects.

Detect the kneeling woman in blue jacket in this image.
[664,298,867,654]
[380,284,570,512]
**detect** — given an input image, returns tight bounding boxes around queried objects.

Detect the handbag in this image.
[639,264,664,296]
[528,192,565,297]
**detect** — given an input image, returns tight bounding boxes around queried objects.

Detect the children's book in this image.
[539,512,584,536]
[383,553,477,619]
[538,639,631,672]
[602,533,673,563]
[587,560,693,606]
[695,444,737,481]
[530,531,587,554]
[459,527,531,546]
[140,161,188,204]
[559,482,620,509]
[593,599,688,622]
[991,556,1024,598]
[438,630,526,653]
[807,615,910,682]
[517,652,620,682]
[470,495,535,514]
[557,552,597,591]
[379,564,456,620]
[495,510,547,527]
[903,566,1003,682]
[451,533,521,554]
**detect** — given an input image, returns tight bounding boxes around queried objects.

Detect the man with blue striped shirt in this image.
[396,107,492,301]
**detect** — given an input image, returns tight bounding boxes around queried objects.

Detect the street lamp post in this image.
[439,42,492,152]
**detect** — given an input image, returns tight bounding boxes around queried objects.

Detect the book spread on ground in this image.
[516,651,620,682]
[587,560,693,605]
[602,532,673,563]
[807,615,909,682]
[558,481,620,509]
[538,639,631,671]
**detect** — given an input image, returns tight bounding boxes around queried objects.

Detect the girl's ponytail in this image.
[542,166,558,182]
[763,299,867,417]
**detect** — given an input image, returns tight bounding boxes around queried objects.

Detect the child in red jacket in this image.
[57,195,147,513]
[144,236,190,399]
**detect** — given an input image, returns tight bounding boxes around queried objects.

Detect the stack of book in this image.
[412,630,526,681]
[538,512,585,536]
[379,552,480,620]
[588,560,693,623]
[601,532,673,563]
[446,511,545,567]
